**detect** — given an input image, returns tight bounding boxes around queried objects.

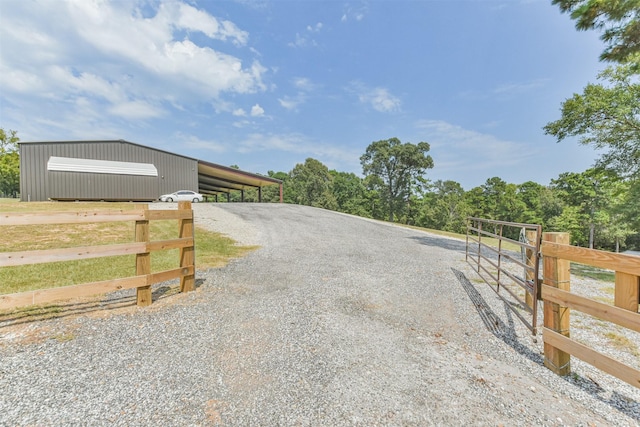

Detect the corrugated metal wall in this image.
[20,141,198,201]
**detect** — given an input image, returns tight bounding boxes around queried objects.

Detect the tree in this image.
[288,158,337,209]
[600,179,635,252]
[360,137,434,222]
[550,168,621,248]
[362,175,387,220]
[620,178,640,249]
[418,180,469,233]
[547,205,587,245]
[329,170,370,217]
[262,171,289,203]
[516,181,545,225]
[463,186,488,219]
[473,177,527,238]
[539,185,565,230]
[0,128,20,197]
[552,0,640,63]
[543,63,640,178]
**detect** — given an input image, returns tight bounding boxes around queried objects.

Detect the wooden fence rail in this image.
[0,202,195,310]
[541,232,640,389]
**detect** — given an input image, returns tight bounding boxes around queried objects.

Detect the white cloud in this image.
[250,104,265,116]
[348,81,401,113]
[293,77,317,91]
[233,119,251,128]
[278,96,302,110]
[278,77,317,111]
[493,79,549,95]
[175,132,227,153]
[288,32,316,48]
[232,0,270,10]
[47,66,124,103]
[0,68,47,93]
[1,1,265,100]
[233,108,247,116]
[174,2,249,45]
[415,119,538,179]
[237,133,360,163]
[459,79,550,100]
[109,100,165,119]
[306,22,323,32]
[289,22,323,48]
[341,3,368,22]
[0,0,268,141]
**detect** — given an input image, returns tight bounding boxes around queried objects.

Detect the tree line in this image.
[1,128,637,252]
[246,153,639,253]
[0,128,20,199]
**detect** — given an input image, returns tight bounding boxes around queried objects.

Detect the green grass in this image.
[400,223,522,252]
[1,200,257,295]
[570,262,615,282]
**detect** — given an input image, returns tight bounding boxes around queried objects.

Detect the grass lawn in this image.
[400,222,522,252]
[0,199,257,295]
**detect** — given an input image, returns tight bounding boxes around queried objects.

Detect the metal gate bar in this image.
[466,217,542,335]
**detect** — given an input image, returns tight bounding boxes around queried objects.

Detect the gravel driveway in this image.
[1,203,638,426]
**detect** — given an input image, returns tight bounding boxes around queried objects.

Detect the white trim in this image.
[47,156,158,177]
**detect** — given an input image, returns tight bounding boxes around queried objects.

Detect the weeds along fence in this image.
[0,202,195,310]
[541,232,640,388]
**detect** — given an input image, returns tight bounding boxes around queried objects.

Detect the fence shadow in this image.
[408,235,468,254]
[452,267,639,421]
[0,278,205,328]
[451,267,541,363]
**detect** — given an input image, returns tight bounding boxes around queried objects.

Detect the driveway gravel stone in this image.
[1,203,638,426]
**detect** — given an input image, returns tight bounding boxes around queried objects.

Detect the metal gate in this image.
[465,217,542,335]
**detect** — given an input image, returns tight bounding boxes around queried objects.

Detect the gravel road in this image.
[1,203,639,426]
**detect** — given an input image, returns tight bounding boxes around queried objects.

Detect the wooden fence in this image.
[541,232,640,388]
[0,202,195,310]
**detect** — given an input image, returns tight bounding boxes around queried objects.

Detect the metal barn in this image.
[19,140,282,202]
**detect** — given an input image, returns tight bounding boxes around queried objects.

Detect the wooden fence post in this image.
[179,201,195,293]
[615,272,640,313]
[135,205,152,307]
[542,232,571,375]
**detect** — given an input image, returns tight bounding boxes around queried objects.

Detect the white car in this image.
[159,190,203,203]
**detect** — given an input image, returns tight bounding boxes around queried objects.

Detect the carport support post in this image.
[542,232,571,376]
[135,205,152,307]
[179,201,195,293]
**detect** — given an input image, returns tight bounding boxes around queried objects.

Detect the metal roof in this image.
[19,139,282,195]
[197,159,282,195]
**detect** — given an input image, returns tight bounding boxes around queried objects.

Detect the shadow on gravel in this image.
[408,235,468,254]
[451,268,541,364]
[0,278,205,328]
[452,268,640,422]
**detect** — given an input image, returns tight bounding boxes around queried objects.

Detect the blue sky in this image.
[0,0,606,190]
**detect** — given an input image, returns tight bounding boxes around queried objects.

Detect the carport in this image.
[198,160,283,203]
